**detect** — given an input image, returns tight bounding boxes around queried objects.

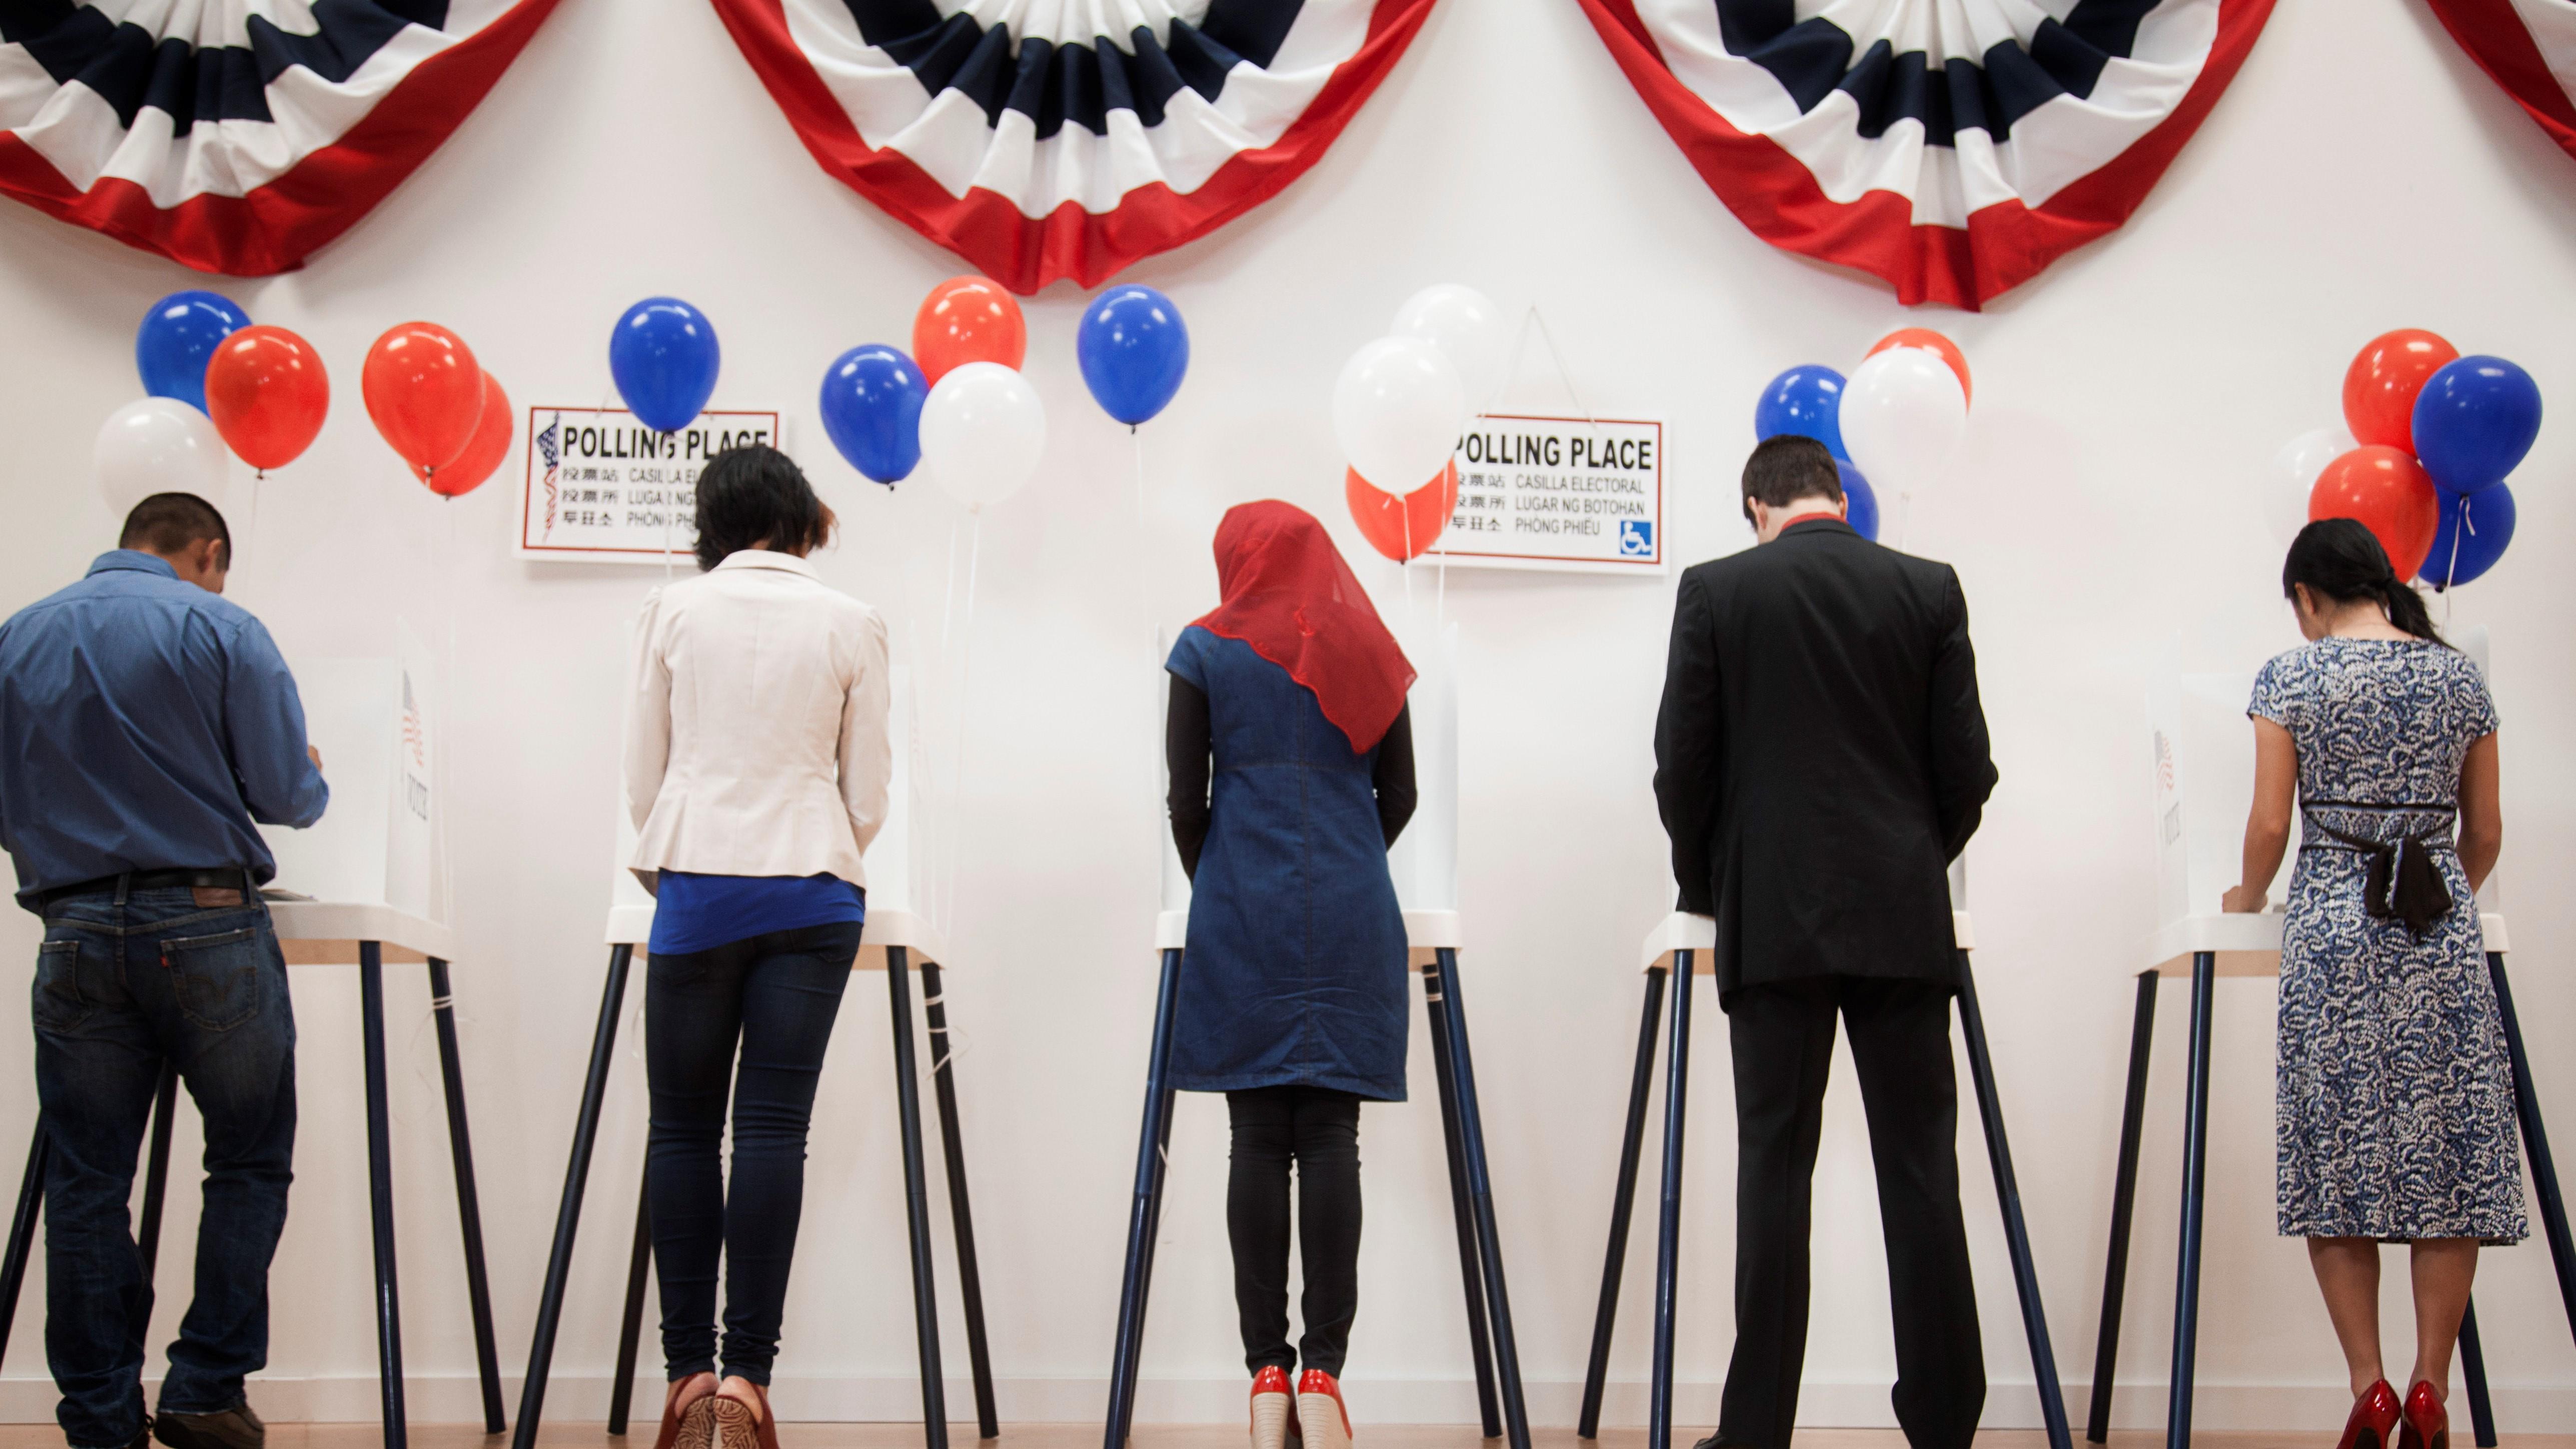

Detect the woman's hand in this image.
[2221,885,2266,914]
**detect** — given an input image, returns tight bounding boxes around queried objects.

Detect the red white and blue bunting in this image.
[0,0,562,276]
[710,0,1437,294]
[1572,0,2275,309]
[2426,0,2576,166]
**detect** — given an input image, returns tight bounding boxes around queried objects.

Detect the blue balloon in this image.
[2412,355,2540,495]
[1755,365,1847,459]
[137,290,249,414]
[1839,461,1880,541]
[610,297,721,433]
[2420,484,2515,590]
[819,345,928,486]
[1077,284,1190,426]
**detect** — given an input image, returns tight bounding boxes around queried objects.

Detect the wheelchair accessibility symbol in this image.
[1618,519,1654,557]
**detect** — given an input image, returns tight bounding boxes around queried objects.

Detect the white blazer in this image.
[622,550,892,892]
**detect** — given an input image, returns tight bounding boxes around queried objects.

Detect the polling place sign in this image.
[517,406,782,563]
[1424,413,1665,574]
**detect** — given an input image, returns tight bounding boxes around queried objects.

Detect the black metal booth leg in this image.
[2164,952,2215,1449]
[1103,948,1184,1449]
[1429,951,1532,1449]
[920,958,1001,1439]
[136,1064,179,1281]
[2087,970,2158,1443]
[2458,1297,2498,1449]
[1579,965,1667,1439]
[512,944,637,1449]
[610,1164,652,1436]
[1647,951,1695,1449]
[426,958,507,1434]
[359,942,409,1449]
[885,948,951,1449]
[0,1118,49,1366]
[1955,953,2073,1449]
[2488,953,2576,1344]
[1424,959,1501,1440]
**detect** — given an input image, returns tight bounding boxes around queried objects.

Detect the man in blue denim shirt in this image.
[0,494,326,1449]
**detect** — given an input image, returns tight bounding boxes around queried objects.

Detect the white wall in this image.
[0,0,2571,1432]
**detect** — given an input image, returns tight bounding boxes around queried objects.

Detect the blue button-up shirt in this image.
[0,551,329,905]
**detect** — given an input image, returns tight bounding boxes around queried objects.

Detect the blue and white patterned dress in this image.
[2253,638,2525,1242]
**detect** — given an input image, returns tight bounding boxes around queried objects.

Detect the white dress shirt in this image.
[623,550,892,892]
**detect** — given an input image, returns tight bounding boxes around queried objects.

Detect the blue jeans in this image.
[34,886,297,1448]
[645,921,857,1385]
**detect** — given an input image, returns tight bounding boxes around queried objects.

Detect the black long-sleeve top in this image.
[1166,679,1416,879]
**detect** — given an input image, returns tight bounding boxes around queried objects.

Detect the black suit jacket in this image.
[1652,518,1996,993]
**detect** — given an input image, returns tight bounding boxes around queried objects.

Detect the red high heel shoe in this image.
[2336,1380,2400,1449]
[1297,1370,1352,1449]
[1249,1366,1301,1449]
[2397,1380,2448,1449]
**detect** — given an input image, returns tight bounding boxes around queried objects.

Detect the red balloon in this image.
[2341,329,2456,452]
[204,326,329,471]
[364,322,483,475]
[913,276,1026,386]
[411,373,513,498]
[1346,462,1459,562]
[1866,327,1972,406]
[2311,445,2441,579]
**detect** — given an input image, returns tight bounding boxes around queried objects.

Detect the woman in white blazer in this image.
[621,445,891,1449]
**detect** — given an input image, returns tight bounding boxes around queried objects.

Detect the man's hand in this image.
[2221,885,2266,914]
[308,745,324,773]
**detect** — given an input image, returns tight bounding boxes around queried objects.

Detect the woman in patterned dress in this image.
[2224,518,2519,1449]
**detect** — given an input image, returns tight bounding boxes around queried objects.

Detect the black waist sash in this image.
[2301,801,2455,934]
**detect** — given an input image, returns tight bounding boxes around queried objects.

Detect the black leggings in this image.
[1227,1086,1363,1378]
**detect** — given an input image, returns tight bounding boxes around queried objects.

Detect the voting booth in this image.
[2084,633,2576,1449]
[0,634,507,1449]
[512,666,998,1449]
[1106,625,1532,1449]
[1575,871,2073,1449]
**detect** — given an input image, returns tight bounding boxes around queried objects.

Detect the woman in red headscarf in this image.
[1165,500,1416,1449]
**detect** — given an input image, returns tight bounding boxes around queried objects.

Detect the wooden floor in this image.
[3,1427,2564,1449]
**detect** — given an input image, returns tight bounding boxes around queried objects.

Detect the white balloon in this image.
[1390,284,1510,409]
[1840,347,1967,498]
[920,362,1047,510]
[1333,337,1466,492]
[2270,427,2352,543]
[95,397,227,517]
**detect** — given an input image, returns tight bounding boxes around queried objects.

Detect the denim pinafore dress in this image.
[1165,625,1408,1102]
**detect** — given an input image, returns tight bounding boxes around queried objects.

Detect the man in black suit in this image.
[1653,435,1998,1449]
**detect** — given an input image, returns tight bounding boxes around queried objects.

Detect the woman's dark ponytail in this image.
[2283,517,2445,644]
[2374,574,2441,642]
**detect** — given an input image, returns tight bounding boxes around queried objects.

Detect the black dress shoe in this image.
[154,1405,263,1449]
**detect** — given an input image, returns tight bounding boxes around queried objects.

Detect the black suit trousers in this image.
[1716,976,1985,1449]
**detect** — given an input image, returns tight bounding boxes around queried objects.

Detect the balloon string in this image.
[1133,426,1146,524]
[440,498,458,926]
[2439,493,2471,623]
[941,516,961,651]
[939,510,984,934]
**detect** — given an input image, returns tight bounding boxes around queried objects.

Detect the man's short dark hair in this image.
[120,493,232,569]
[1741,435,1843,509]
[692,444,833,571]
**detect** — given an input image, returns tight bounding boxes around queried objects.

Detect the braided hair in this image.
[2283,517,2443,644]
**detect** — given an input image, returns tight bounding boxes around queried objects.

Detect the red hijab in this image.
[1193,500,1415,754]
